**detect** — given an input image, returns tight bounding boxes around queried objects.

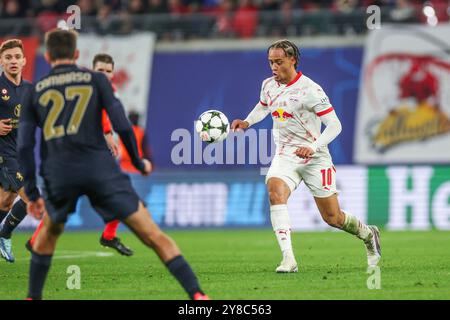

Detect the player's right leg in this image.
[266,177,298,273]
[27,213,64,300]
[265,155,302,273]
[123,202,209,300]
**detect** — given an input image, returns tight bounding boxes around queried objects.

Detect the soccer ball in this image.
[195,110,230,143]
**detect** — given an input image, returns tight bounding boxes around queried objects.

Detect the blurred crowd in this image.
[1,0,449,39]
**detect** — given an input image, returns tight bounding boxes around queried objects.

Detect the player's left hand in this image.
[27,198,46,220]
[105,132,119,158]
[294,146,315,159]
[141,159,153,176]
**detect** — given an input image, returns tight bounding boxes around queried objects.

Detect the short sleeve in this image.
[259,79,269,107]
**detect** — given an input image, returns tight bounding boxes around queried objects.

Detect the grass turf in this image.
[0,229,449,300]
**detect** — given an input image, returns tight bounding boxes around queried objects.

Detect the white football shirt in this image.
[258,72,334,160]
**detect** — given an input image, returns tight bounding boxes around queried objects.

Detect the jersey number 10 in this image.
[320,168,333,187]
[39,86,93,141]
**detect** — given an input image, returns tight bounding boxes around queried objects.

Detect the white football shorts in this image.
[265,154,337,198]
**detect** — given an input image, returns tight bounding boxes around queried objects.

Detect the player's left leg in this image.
[0,187,21,262]
[27,214,64,300]
[0,161,30,262]
[0,188,29,259]
[314,194,381,267]
[100,220,134,256]
[302,157,381,267]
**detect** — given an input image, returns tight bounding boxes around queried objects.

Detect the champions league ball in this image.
[195,110,230,143]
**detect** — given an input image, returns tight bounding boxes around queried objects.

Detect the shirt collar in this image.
[0,72,23,88]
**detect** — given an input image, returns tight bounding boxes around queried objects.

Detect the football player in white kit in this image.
[231,39,381,273]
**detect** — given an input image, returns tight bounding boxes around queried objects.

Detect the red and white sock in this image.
[270,204,294,257]
[341,210,371,241]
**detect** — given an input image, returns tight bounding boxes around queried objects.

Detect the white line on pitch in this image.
[14,251,114,261]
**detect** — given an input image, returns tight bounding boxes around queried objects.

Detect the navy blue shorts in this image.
[41,156,141,224]
[0,156,24,193]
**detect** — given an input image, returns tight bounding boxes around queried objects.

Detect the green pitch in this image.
[1,229,449,300]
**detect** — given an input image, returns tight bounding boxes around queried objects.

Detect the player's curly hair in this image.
[267,39,300,69]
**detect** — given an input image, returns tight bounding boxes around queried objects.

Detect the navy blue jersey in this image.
[18,64,144,200]
[0,73,33,158]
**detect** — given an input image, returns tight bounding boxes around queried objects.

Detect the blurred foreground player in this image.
[26,54,136,256]
[231,39,381,272]
[18,29,208,300]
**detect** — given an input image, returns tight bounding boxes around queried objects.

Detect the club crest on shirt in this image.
[1,88,10,101]
[271,107,294,122]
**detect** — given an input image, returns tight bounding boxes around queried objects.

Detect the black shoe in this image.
[25,239,32,253]
[100,236,134,256]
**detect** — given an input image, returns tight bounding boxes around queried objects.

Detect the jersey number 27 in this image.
[39,86,93,141]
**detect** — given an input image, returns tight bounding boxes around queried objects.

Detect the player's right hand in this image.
[141,159,153,176]
[0,119,13,136]
[231,119,249,132]
[27,198,46,220]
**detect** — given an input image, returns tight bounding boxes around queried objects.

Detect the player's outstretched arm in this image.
[232,102,270,132]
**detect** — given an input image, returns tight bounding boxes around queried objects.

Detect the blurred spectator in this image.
[168,0,192,15]
[0,0,449,39]
[31,0,59,15]
[128,0,146,14]
[211,0,235,37]
[1,0,26,18]
[302,0,334,11]
[104,0,127,12]
[96,3,123,34]
[389,0,418,23]
[279,0,295,36]
[261,0,280,11]
[78,0,99,16]
[333,0,359,13]
[147,0,169,14]
[36,10,60,34]
[233,0,259,38]
[258,0,281,37]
